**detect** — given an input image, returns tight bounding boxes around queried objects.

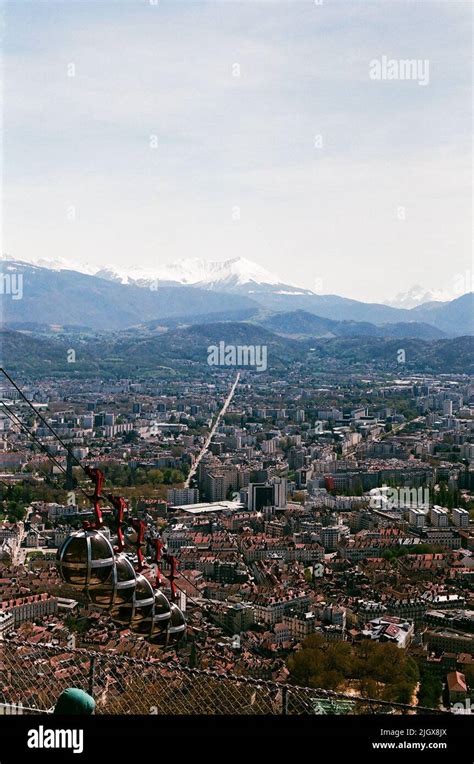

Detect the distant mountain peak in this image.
[151,255,285,288]
[1,255,471,336]
[0,252,97,276]
[385,284,453,309]
[1,253,296,292]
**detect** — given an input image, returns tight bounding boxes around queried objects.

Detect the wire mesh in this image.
[0,640,445,715]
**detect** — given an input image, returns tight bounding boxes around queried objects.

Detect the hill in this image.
[258,310,446,340]
[1,326,472,378]
[1,259,472,336]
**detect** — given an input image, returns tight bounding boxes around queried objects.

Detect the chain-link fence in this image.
[0,640,445,715]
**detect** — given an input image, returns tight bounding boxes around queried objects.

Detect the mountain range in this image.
[1,256,472,338]
[258,310,447,340]
[1,323,472,378]
[384,285,454,309]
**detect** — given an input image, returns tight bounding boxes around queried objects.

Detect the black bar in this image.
[0,713,471,760]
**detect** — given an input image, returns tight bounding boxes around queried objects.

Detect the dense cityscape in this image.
[0,2,472,756]
[1,362,473,713]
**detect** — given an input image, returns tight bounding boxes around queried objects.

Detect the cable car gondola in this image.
[56,529,115,590]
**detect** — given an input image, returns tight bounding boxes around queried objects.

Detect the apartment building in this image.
[254,592,311,626]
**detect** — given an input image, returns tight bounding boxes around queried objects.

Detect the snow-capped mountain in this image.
[95,256,283,288]
[161,256,282,288]
[385,285,453,309]
[0,253,97,276]
[1,253,311,295]
[2,254,472,335]
[95,256,308,293]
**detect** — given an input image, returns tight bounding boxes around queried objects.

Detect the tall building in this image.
[216,602,255,633]
[289,448,305,470]
[247,483,274,512]
[205,473,226,502]
[409,508,426,528]
[320,526,340,551]
[167,488,200,506]
[452,507,469,528]
[443,400,453,416]
[200,464,241,501]
[430,506,449,528]
[272,477,287,511]
[261,438,277,455]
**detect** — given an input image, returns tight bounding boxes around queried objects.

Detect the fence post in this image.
[281,686,288,716]
[88,655,96,698]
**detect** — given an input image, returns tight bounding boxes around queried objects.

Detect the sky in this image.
[1,0,472,302]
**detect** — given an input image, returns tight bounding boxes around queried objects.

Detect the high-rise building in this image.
[261,438,277,455]
[443,399,453,416]
[167,488,200,506]
[289,448,305,470]
[430,506,449,528]
[205,473,226,502]
[246,478,288,513]
[452,507,469,528]
[216,603,255,633]
[409,508,426,528]
[247,483,274,512]
[272,477,287,510]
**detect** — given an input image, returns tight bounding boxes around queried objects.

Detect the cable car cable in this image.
[0,399,95,505]
[0,372,238,643]
[0,368,85,471]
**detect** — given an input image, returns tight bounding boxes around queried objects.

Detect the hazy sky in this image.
[2,0,472,301]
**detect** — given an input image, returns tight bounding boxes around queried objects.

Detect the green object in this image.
[54,688,96,715]
[312,699,355,714]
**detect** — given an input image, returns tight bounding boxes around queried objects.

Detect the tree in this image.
[7,504,27,523]
[288,636,418,703]
[148,469,164,485]
[27,551,45,561]
[417,667,442,708]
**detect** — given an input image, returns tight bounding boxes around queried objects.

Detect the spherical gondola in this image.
[112,572,155,630]
[151,588,172,633]
[150,602,186,645]
[167,603,186,641]
[89,552,137,610]
[109,553,137,609]
[56,529,115,590]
